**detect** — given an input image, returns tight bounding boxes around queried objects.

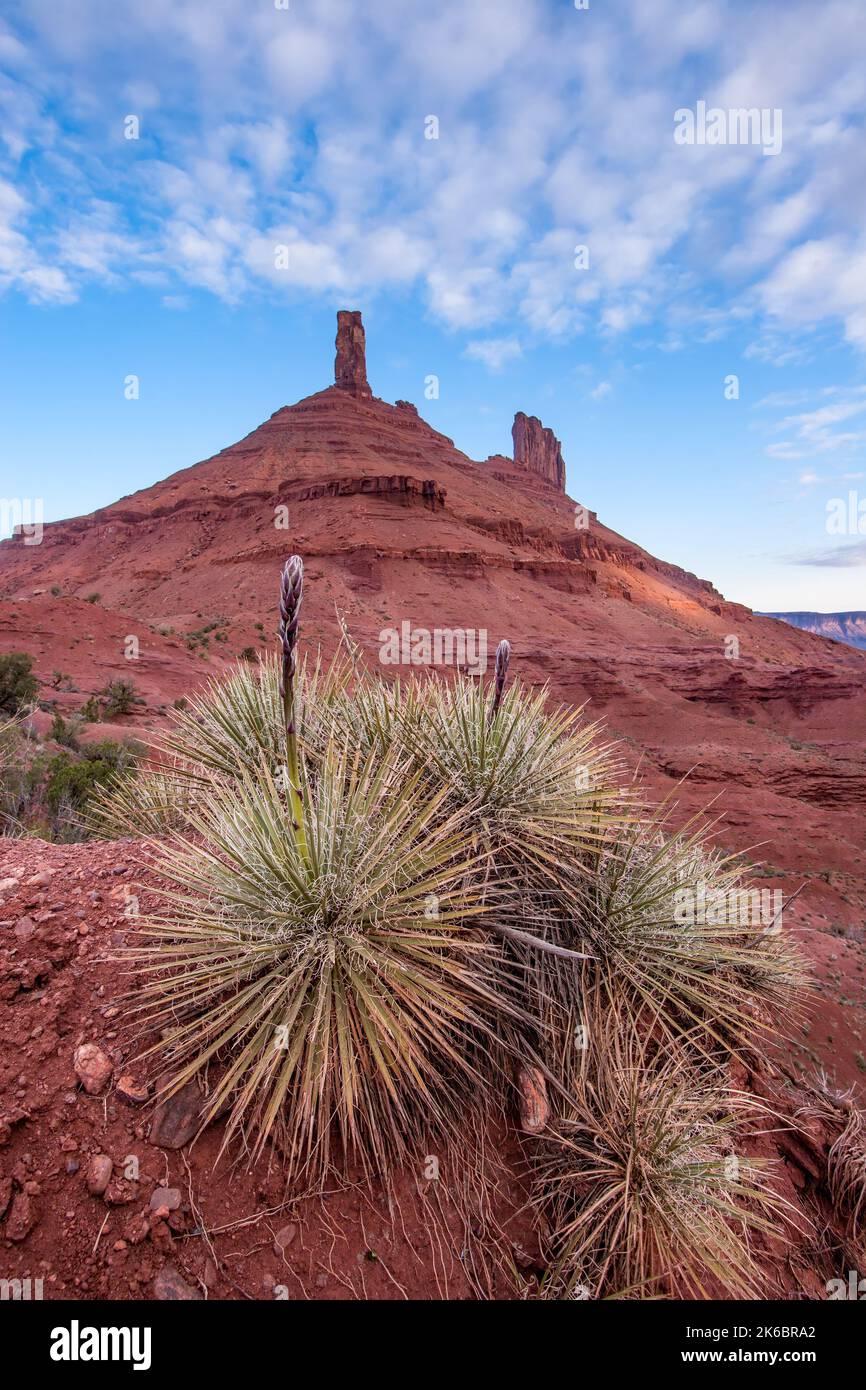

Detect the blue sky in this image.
[1,0,865,612]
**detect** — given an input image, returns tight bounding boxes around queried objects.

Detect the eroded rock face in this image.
[512,412,566,490]
[334,309,372,398]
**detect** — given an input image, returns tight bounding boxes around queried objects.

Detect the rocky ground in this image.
[0,837,540,1301]
[0,831,863,1301]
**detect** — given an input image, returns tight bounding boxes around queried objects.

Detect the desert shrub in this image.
[531,1006,791,1298]
[42,739,141,837]
[2,736,142,842]
[50,712,81,749]
[114,555,806,1292]
[101,678,143,718]
[128,740,523,1179]
[0,651,39,715]
[0,717,30,829]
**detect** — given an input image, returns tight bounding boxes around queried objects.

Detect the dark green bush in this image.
[101,679,144,718]
[0,652,39,715]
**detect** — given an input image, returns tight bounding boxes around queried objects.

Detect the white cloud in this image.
[465,336,522,371]
[759,236,866,350]
[0,0,865,356]
[763,385,866,460]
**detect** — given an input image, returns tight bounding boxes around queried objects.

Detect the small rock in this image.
[86,1154,113,1196]
[0,1176,12,1218]
[274,1223,298,1257]
[5,1191,38,1241]
[26,871,53,887]
[74,1042,113,1095]
[148,1078,207,1149]
[14,916,36,941]
[116,1074,150,1105]
[149,1187,182,1214]
[153,1264,201,1301]
[0,877,20,894]
[124,1213,150,1245]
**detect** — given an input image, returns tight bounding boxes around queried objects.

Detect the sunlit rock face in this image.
[334,309,372,399]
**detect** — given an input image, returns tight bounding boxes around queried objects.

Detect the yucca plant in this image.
[112,553,810,1297]
[514,809,806,1058]
[126,732,527,1181]
[401,669,626,875]
[89,649,351,837]
[531,1006,793,1299]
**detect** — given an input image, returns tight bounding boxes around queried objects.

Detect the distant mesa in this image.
[511,411,566,491]
[760,610,866,652]
[334,309,372,399]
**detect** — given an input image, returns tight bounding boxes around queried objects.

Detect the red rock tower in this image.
[511,411,566,490]
[334,309,372,398]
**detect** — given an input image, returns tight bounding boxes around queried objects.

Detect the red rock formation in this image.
[511,411,566,490]
[334,309,372,398]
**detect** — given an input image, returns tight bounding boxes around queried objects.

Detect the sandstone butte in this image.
[1,309,866,1091]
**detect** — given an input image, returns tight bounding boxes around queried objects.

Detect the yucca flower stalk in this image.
[489,638,511,721]
[279,555,310,863]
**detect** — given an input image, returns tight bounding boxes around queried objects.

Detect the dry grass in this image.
[530,1004,793,1299]
[797,1074,866,1237]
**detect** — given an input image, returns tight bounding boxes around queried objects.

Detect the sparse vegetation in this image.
[101,554,810,1297]
[1,720,141,842]
[101,678,143,718]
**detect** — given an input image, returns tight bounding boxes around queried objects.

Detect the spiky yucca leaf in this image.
[88,761,192,838]
[516,813,806,1055]
[90,652,353,837]
[403,674,626,871]
[125,738,524,1181]
[532,1011,791,1299]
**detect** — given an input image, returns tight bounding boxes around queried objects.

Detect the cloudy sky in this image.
[1,0,865,610]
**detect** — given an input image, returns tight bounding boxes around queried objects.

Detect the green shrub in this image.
[0,651,39,715]
[101,678,143,718]
[50,712,81,750]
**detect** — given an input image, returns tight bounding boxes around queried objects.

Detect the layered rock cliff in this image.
[511,412,566,490]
